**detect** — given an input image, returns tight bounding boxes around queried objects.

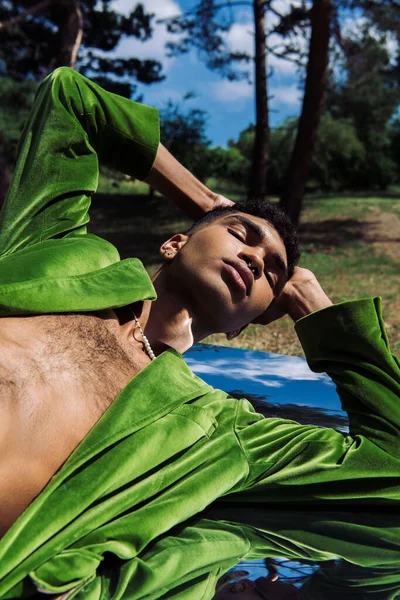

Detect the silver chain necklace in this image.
[130,308,156,361]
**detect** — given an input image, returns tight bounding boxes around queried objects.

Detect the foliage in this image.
[227,108,400,194]
[163,0,310,80]
[310,112,366,191]
[162,0,312,202]
[0,0,164,97]
[159,100,211,179]
[206,146,250,187]
[327,30,400,189]
[268,120,297,194]
[228,121,297,195]
[0,75,38,166]
[228,125,254,163]
[163,0,251,82]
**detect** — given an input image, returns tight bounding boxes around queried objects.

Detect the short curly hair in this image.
[187,199,300,279]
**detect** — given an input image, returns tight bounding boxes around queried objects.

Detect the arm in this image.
[300,561,400,599]
[0,67,229,257]
[0,67,159,256]
[280,268,400,457]
[295,295,400,457]
[146,144,233,219]
[234,269,400,499]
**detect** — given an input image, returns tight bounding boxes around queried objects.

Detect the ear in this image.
[226,323,248,341]
[159,234,189,261]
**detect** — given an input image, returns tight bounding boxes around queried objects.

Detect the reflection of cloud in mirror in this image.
[185,354,331,386]
[184,344,342,414]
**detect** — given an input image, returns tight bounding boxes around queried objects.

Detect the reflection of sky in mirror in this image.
[228,557,318,586]
[184,344,342,412]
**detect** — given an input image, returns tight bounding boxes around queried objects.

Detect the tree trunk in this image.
[249,0,269,199]
[0,0,83,71]
[279,0,332,226]
[50,0,83,69]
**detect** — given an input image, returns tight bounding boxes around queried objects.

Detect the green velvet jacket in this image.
[0,68,399,600]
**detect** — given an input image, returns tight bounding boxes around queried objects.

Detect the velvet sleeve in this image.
[295,297,400,458]
[299,561,400,599]
[0,67,160,256]
[233,298,400,503]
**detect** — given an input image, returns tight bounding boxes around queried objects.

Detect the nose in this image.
[240,248,264,279]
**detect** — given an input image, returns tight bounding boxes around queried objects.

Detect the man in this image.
[0,68,399,599]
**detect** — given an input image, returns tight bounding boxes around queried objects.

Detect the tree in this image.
[310,112,366,191]
[389,117,400,177]
[0,0,166,203]
[327,30,400,189]
[250,0,269,198]
[159,99,211,180]
[280,0,332,225]
[161,0,312,200]
[0,0,164,97]
[0,76,38,204]
[207,146,251,187]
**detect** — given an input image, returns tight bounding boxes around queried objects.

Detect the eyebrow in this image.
[226,214,288,278]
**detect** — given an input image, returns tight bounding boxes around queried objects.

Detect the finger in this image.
[215,194,235,208]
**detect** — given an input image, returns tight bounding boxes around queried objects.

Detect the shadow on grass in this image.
[299,217,400,248]
[88,193,192,266]
[88,192,400,261]
[298,218,374,247]
[304,190,400,202]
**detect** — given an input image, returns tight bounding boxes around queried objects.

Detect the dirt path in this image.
[364,208,400,261]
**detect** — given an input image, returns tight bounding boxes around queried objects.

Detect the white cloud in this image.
[224,21,254,56]
[110,0,180,20]
[271,84,301,107]
[211,77,302,113]
[341,15,367,39]
[386,34,399,64]
[269,52,299,78]
[341,15,399,65]
[103,0,182,72]
[220,5,309,82]
[185,354,333,390]
[212,79,253,107]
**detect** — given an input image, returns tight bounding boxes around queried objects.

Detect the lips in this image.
[223,260,253,296]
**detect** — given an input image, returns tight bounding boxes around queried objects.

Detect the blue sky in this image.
[106,0,398,147]
[106,0,307,146]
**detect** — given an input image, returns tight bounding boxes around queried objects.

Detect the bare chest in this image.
[1,312,146,410]
[0,312,148,533]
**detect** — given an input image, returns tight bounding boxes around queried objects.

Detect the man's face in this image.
[165,212,288,333]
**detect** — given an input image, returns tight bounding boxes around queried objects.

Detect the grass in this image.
[89,180,400,356]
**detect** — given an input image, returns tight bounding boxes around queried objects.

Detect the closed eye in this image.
[228,228,245,242]
[265,271,274,289]
[228,226,276,289]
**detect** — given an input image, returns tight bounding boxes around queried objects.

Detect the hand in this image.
[211,192,235,211]
[253,267,333,326]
